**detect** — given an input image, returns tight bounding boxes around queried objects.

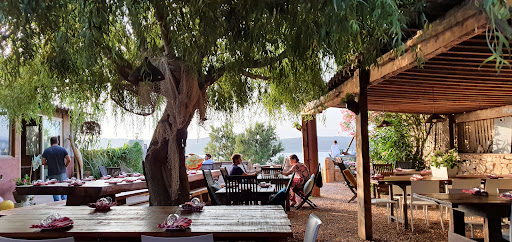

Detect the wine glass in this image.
[165,214,180,226]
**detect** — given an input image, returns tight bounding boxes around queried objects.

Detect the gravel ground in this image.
[286,181,471,241]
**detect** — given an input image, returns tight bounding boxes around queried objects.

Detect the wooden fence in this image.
[456,119,494,153]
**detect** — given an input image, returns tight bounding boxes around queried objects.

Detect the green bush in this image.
[82,142,143,178]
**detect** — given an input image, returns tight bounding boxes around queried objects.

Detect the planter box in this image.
[431,166,458,178]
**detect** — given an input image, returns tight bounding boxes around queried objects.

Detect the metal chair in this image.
[98,166,108,177]
[0,237,74,242]
[295,167,320,210]
[303,213,322,242]
[141,234,214,242]
[485,179,512,195]
[410,180,445,232]
[203,170,222,205]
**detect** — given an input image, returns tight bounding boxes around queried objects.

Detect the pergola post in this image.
[356,69,372,240]
[448,114,456,149]
[301,115,320,197]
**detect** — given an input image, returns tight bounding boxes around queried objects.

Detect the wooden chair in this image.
[342,169,357,203]
[220,167,229,181]
[0,237,75,242]
[225,175,258,205]
[200,164,214,170]
[261,167,283,176]
[203,170,222,205]
[294,167,320,210]
[269,173,296,210]
[373,163,394,176]
[304,214,322,242]
[141,234,213,242]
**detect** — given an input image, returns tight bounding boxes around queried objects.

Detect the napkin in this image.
[463,188,488,196]
[158,217,192,230]
[31,217,73,229]
[410,174,424,181]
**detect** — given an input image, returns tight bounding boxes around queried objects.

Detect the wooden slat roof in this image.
[303,2,510,115]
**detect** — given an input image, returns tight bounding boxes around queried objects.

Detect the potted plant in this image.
[430,149,459,178]
[340,93,358,114]
[13,174,30,203]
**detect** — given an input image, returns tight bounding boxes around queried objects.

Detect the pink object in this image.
[68,180,86,187]
[500,192,512,199]
[33,182,48,186]
[88,202,117,210]
[158,217,192,230]
[486,174,502,179]
[180,202,205,212]
[409,174,424,181]
[463,188,488,196]
[31,217,73,229]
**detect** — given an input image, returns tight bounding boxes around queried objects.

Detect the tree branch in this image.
[150,0,175,58]
[241,70,270,80]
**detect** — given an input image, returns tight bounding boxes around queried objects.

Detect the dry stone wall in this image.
[458,153,512,175]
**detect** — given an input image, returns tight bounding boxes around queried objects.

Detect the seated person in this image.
[229,153,257,176]
[202,154,214,165]
[281,154,310,206]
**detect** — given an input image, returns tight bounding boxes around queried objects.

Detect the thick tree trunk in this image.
[143,107,192,206]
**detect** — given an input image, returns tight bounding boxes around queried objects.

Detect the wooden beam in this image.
[454,105,512,123]
[356,69,372,240]
[306,116,320,197]
[448,114,456,149]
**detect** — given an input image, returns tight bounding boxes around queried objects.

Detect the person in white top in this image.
[331,140,341,158]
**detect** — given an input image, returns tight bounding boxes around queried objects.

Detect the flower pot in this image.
[345,100,359,115]
[431,166,458,179]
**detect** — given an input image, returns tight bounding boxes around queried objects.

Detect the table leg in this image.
[389,185,395,222]
[484,216,506,242]
[450,209,465,236]
[372,183,377,198]
[400,185,408,229]
[285,194,290,211]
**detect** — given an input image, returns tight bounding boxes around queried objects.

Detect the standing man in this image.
[331,140,341,158]
[42,136,71,201]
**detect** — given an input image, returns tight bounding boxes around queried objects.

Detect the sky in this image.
[100,106,346,141]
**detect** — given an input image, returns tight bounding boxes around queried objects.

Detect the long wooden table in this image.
[415,193,511,242]
[0,205,293,241]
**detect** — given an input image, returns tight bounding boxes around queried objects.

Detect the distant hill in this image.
[96,135,355,154]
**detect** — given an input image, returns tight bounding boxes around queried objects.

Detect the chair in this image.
[220,167,229,181]
[373,163,394,176]
[303,213,322,242]
[410,180,444,232]
[451,179,482,189]
[141,234,214,242]
[448,188,484,238]
[203,170,222,205]
[342,169,358,203]
[485,179,512,195]
[98,165,108,177]
[0,238,74,242]
[225,175,258,205]
[269,173,296,210]
[294,167,320,210]
[261,167,283,176]
[200,164,214,170]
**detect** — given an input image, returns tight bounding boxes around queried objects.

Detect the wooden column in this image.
[448,114,456,149]
[356,69,372,240]
[301,116,320,197]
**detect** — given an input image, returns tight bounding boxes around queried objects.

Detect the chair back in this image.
[98,166,108,177]
[485,179,512,195]
[141,234,214,242]
[0,237,75,242]
[334,158,347,170]
[391,185,410,196]
[261,167,283,177]
[220,167,229,180]
[304,213,322,242]
[343,169,357,188]
[203,170,222,205]
[285,173,296,197]
[373,164,394,176]
[411,180,440,201]
[451,179,482,189]
[225,175,258,205]
[200,164,214,170]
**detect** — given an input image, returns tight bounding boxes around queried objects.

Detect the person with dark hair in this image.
[42,136,71,201]
[281,154,310,206]
[229,153,256,176]
[202,154,214,165]
[331,140,341,157]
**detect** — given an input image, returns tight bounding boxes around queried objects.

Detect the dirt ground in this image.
[286,181,479,241]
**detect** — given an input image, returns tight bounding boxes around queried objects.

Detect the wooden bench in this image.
[115,189,149,205]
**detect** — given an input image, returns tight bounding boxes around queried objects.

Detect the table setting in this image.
[30,213,73,230]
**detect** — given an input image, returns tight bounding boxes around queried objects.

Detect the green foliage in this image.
[369,113,430,169]
[431,149,459,169]
[82,142,143,178]
[204,122,284,164]
[13,174,31,186]
[0,0,426,124]
[234,123,285,165]
[204,123,237,162]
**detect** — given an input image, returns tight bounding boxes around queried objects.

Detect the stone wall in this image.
[458,153,512,175]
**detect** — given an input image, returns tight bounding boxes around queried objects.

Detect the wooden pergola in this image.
[301,2,512,240]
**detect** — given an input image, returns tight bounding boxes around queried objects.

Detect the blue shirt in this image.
[42,145,69,176]
[229,165,244,176]
[203,158,214,165]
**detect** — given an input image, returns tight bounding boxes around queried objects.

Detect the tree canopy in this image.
[0,0,424,123]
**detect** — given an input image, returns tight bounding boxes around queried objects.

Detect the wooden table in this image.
[371,176,451,229]
[415,193,511,242]
[15,180,147,206]
[0,205,293,241]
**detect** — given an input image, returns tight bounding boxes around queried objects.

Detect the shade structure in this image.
[425,113,446,123]
[377,120,392,128]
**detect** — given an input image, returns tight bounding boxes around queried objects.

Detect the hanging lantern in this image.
[377,120,392,128]
[425,113,446,124]
[128,57,165,83]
